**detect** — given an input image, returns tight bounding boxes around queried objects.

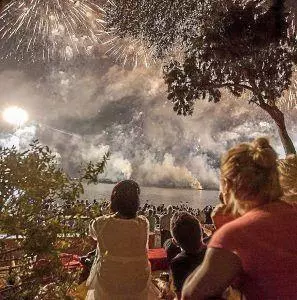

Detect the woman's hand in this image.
[201,224,216,236]
[211,204,235,229]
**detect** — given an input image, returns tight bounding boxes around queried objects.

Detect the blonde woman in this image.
[278,154,297,202]
[182,138,297,300]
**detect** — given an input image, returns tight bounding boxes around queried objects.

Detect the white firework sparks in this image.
[100,33,156,69]
[0,0,105,61]
[98,0,159,69]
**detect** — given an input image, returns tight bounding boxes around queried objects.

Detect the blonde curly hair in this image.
[221,137,282,214]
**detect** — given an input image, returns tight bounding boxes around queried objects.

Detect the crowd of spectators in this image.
[1,135,296,300]
[60,195,215,242]
[6,137,293,299]
[82,137,297,300]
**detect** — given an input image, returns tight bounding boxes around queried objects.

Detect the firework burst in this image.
[0,0,105,61]
[96,0,157,69]
[100,0,207,68]
[99,32,157,69]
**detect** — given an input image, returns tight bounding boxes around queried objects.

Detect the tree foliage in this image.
[164,2,295,111]
[0,141,109,299]
[105,0,297,154]
[164,1,297,154]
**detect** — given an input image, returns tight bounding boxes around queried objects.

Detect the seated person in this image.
[170,212,206,299]
[160,206,174,247]
[86,180,150,300]
[201,206,214,224]
[147,209,157,232]
[164,238,181,263]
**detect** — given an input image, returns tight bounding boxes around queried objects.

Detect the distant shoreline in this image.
[97,181,219,191]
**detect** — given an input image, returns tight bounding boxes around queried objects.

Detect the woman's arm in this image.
[181,248,242,300]
[89,219,97,241]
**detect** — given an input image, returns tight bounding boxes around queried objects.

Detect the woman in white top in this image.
[86,180,151,300]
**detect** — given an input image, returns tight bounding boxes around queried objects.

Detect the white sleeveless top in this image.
[86,214,151,299]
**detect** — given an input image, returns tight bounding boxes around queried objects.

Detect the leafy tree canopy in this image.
[0,140,109,299]
[164,1,297,114]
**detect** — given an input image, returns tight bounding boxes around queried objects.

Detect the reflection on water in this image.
[84,183,219,209]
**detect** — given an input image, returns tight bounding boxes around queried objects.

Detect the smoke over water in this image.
[0,58,296,189]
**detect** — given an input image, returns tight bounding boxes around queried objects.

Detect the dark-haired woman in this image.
[86,180,151,300]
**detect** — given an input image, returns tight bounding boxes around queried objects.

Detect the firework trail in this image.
[40,123,82,138]
[0,0,105,61]
[100,0,207,68]
[0,0,195,67]
[96,0,157,69]
[99,0,176,69]
[100,33,157,69]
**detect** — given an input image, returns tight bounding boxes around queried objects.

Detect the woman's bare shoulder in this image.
[92,214,112,228]
[136,215,149,225]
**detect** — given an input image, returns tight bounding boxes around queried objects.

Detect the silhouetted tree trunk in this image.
[260,102,296,155]
[257,1,295,155]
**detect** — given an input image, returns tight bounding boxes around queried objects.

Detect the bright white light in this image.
[2,106,29,126]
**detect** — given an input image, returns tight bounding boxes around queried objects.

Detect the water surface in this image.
[84,183,219,209]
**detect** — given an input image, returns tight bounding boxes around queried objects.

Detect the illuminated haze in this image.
[1,57,296,190]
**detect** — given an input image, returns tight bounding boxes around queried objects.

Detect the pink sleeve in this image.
[208,222,242,257]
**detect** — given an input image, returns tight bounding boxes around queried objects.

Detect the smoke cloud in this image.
[0,57,296,189]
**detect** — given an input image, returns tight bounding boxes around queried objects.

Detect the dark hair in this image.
[110,180,140,219]
[170,211,202,252]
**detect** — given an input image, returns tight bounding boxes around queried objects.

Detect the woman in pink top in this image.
[182,138,297,300]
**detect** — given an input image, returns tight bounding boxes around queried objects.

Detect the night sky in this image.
[0,0,296,189]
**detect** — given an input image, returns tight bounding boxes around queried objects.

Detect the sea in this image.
[84,183,219,209]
